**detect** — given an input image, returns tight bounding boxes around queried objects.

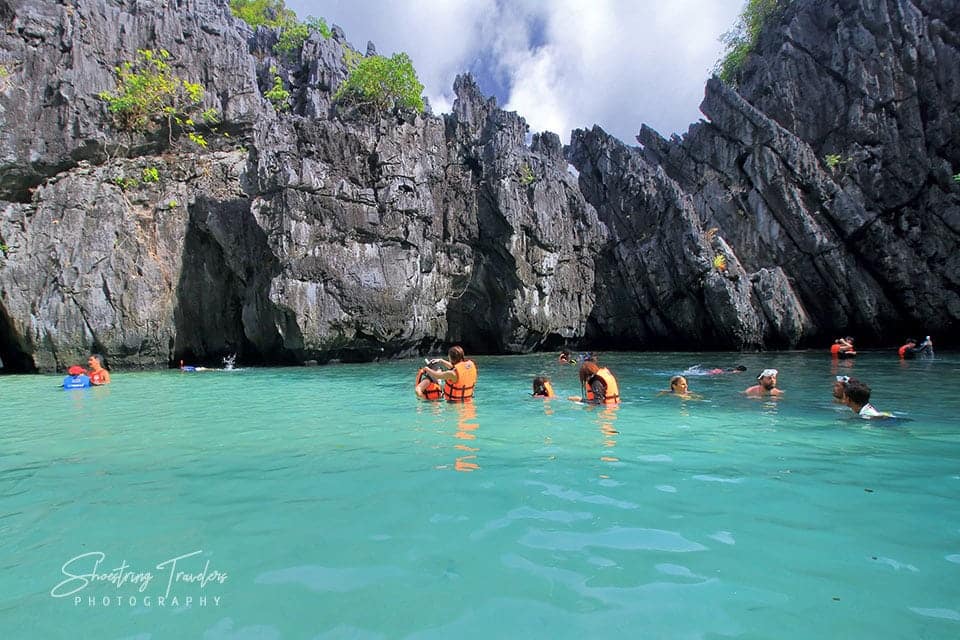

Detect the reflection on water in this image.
[594,405,620,467]
[453,402,480,472]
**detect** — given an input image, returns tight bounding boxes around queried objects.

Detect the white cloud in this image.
[286,0,744,143]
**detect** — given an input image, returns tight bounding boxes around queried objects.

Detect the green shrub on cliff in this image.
[98,49,214,149]
[953,173,960,183]
[274,21,309,57]
[229,0,295,28]
[519,162,536,186]
[230,1,330,59]
[273,16,331,57]
[715,0,792,85]
[265,70,290,110]
[333,52,425,113]
[306,16,332,39]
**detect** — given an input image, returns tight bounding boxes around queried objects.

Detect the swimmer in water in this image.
[532,376,555,398]
[839,377,892,419]
[745,369,784,397]
[658,375,701,399]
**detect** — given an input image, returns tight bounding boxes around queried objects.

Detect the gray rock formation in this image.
[0,0,602,370]
[0,0,957,371]
[624,0,960,346]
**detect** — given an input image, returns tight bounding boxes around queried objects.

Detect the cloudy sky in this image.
[286,1,745,144]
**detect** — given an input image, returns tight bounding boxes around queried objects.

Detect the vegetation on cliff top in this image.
[97,49,217,148]
[229,0,331,58]
[228,0,296,28]
[715,0,792,85]
[334,52,425,114]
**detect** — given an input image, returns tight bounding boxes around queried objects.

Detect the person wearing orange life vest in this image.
[830,336,856,358]
[419,345,477,402]
[567,360,620,405]
[532,376,555,398]
[414,367,443,400]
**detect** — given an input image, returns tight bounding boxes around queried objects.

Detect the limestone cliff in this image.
[0,0,956,371]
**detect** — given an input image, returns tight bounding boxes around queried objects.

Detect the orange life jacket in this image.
[830,343,841,355]
[585,368,620,404]
[444,360,477,402]
[898,344,909,358]
[416,370,442,400]
[90,369,108,385]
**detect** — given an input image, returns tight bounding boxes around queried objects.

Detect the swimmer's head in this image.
[578,360,600,384]
[670,375,688,393]
[532,376,549,395]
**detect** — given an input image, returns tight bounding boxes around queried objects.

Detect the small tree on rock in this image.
[333,52,425,114]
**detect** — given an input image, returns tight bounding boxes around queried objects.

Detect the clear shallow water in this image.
[2,351,959,638]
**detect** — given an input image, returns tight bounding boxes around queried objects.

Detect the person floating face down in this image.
[745,369,784,396]
[567,360,620,404]
[706,365,747,375]
[62,365,91,389]
[839,377,891,418]
[417,346,477,401]
[532,376,555,398]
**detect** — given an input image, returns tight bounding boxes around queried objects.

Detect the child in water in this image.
[532,376,555,398]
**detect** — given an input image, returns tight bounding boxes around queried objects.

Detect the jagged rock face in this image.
[242,75,604,361]
[0,0,603,370]
[568,125,812,350]
[1,0,958,371]
[632,0,960,344]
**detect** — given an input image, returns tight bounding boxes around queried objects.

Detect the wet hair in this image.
[670,375,685,388]
[843,378,871,405]
[89,353,105,367]
[447,345,465,364]
[533,376,549,395]
[734,365,747,371]
[578,360,600,384]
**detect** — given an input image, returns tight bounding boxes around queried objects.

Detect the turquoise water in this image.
[2,351,959,638]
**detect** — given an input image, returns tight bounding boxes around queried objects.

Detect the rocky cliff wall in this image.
[620,0,960,347]
[0,0,603,370]
[0,0,957,371]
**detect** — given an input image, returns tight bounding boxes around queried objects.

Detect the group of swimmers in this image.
[414,347,623,405]
[61,354,111,389]
[61,336,935,417]
[829,335,935,359]
[412,344,907,422]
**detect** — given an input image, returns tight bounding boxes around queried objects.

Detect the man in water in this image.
[745,369,784,396]
[839,378,891,419]
[87,353,110,385]
[898,336,934,359]
[832,375,848,403]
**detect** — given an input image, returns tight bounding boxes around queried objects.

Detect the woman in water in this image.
[532,376,555,398]
[567,360,620,404]
[658,375,701,399]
